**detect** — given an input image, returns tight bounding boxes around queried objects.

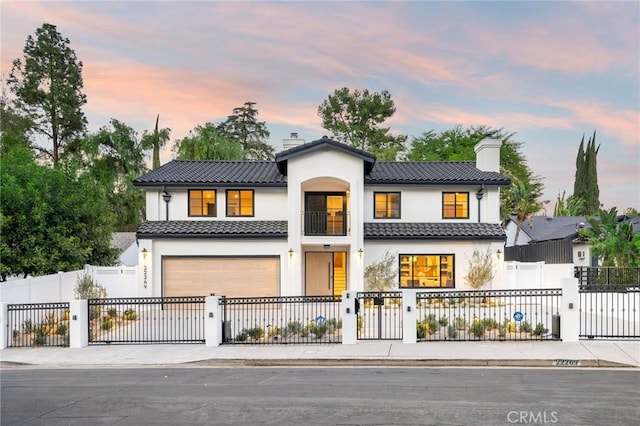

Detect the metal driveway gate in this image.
[356,291,403,340]
[579,284,639,339]
[88,297,205,344]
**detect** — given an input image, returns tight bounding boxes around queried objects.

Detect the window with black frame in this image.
[189,190,216,216]
[400,254,454,288]
[374,192,400,219]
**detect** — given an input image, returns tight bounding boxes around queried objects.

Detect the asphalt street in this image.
[2,367,639,425]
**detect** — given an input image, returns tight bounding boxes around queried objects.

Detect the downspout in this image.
[475,185,485,223]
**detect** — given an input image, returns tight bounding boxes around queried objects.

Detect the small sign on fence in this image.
[513,311,524,322]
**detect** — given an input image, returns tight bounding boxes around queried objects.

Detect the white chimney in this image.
[474,137,502,172]
[283,132,305,150]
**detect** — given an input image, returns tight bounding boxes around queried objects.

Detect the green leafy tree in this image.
[572,131,600,215]
[510,178,544,244]
[407,125,543,222]
[364,250,398,291]
[141,114,171,170]
[0,148,118,280]
[80,119,149,231]
[553,190,585,217]
[218,101,273,160]
[173,122,243,160]
[318,87,407,159]
[0,83,33,155]
[8,23,87,167]
[577,208,640,267]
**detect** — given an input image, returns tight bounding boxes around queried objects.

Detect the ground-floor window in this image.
[399,254,454,288]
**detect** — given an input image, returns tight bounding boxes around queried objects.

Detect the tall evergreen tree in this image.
[8,23,87,167]
[218,102,273,160]
[572,131,600,215]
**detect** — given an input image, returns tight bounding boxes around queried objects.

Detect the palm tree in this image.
[510,179,543,244]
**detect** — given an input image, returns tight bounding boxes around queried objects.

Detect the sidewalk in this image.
[1,340,639,369]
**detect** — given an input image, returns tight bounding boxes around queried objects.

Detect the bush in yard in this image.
[469,320,485,338]
[455,317,467,330]
[364,250,398,291]
[482,318,498,330]
[123,309,138,321]
[101,317,113,331]
[416,320,428,339]
[519,321,532,333]
[107,308,118,318]
[464,248,496,290]
[447,324,459,339]
[310,323,328,339]
[235,331,248,342]
[532,323,548,336]
[74,273,107,299]
[246,326,264,340]
[438,316,449,327]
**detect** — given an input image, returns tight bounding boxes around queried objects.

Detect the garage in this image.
[162,256,280,298]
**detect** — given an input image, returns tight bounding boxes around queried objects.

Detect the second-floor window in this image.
[227,189,254,217]
[374,192,400,219]
[189,190,216,216]
[442,192,469,219]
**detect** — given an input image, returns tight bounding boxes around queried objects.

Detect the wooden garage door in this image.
[163,256,280,298]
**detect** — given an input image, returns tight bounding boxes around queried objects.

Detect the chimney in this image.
[474,137,502,172]
[283,132,305,150]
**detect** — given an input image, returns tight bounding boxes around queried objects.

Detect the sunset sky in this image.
[2,1,639,212]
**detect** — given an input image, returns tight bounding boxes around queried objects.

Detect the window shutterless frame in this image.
[442,192,469,219]
[226,189,254,217]
[374,192,401,219]
[188,189,217,217]
[399,254,455,288]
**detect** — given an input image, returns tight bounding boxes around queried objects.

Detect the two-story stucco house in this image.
[133,135,510,298]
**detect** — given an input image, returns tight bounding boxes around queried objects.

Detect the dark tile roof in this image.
[364,222,506,240]
[275,136,376,175]
[508,215,589,242]
[366,162,510,185]
[136,220,288,239]
[133,161,286,188]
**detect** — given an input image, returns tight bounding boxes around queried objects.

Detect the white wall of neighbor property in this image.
[500,262,575,290]
[0,265,139,304]
[362,240,506,292]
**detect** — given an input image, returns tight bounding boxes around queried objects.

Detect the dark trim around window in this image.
[442,192,469,219]
[188,189,217,217]
[374,192,401,219]
[226,189,255,217]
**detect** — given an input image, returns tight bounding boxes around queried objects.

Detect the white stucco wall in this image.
[363,185,502,224]
[362,240,505,292]
[145,187,288,221]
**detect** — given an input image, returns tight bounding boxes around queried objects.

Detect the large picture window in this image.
[399,254,454,288]
[374,192,400,219]
[226,189,254,217]
[189,190,216,216]
[442,192,469,219]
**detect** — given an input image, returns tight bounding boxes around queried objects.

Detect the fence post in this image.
[69,299,88,348]
[402,290,417,344]
[342,290,358,344]
[0,303,7,349]
[560,278,580,342]
[205,296,221,347]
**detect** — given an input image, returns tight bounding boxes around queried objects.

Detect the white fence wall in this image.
[500,261,574,290]
[0,265,138,304]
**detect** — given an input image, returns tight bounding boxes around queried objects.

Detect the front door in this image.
[305,252,347,296]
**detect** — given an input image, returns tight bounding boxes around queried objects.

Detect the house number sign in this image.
[143,265,148,289]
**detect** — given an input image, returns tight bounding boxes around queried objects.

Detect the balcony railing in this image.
[302,210,349,236]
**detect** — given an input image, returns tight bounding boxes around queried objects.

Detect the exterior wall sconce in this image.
[288,248,294,258]
[162,191,172,221]
[496,249,502,260]
[142,248,148,260]
[358,248,364,258]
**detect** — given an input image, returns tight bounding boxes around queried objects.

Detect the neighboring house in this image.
[111,232,138,266]
[132,135,510,298]
[505,215,593,266]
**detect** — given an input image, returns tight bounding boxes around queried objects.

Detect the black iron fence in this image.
[220,295,342,344]
[356,291,403,340]
[579,284,639,339]
[88,297,205,344]
[416,289,562,341]
[302,211,349,236]
[6,302,70,347]
[575,266,640,289]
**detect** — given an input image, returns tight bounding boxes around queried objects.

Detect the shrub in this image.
[123,309,138,321]
[469,320,485,338]
[56,324,68,336]
[285,321,304,335]
[416,321,428,339]
[447,324,459,339]
[532,323,548,336]
[464,248,496,290]
[482,318,498,330]
[101,318,113,331]
[310,323,328,339]
[74,273,107,299]
[31,329,48,347]
[246,326,264,340]
[438,316,449,327]
[455,317,467,330]
[235,331,248,342]
[504,319,516,333]
[107,308,118,318]
[519,321,532,333]
[364,250,398,291]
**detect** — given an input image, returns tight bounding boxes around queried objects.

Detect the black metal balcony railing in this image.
[302,211,349,236]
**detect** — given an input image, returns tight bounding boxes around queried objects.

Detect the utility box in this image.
[552,315,561,339]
